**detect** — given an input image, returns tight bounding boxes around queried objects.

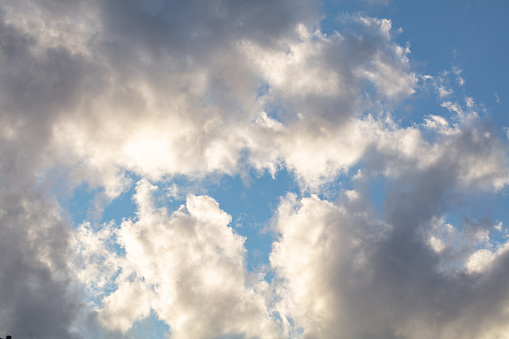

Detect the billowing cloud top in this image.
[1,0,509,338]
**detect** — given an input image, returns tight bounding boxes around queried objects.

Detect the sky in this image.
[1,0,509,338]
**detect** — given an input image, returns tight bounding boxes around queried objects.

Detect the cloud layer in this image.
[1,0,509,338]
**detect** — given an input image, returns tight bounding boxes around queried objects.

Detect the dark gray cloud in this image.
[0,10,91,337]
[0,185,80,339]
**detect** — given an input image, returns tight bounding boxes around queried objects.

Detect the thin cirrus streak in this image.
[0,0,509,338]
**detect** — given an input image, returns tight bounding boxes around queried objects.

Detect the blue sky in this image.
[1,1,509,338]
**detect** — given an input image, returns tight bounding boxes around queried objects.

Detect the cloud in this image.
[1,0,509,338]
[242,16,416,189]
[73,180,281,338]
[270,189,509,338]
[2,0,418,194]
[270,193,381,338]
[0,185,81,339]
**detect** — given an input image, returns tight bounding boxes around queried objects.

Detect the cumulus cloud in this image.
[0,185,81,339]
[1,0,418,194]
[1,0,509,338]
[73,180,280,338]
[270,190,509,339]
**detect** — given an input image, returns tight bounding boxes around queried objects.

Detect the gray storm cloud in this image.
[1,0,509,338]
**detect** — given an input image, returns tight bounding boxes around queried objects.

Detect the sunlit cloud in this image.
[1,1,509,338]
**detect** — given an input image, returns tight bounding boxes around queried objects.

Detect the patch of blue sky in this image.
[263,98,295,124]
[61,182,113,226]
[102,182,138,225]
[61,181,97,225]
[256,81,270,98]
[441,188,509,248]
[367,173,387,215]
[62,172,139,226]
[477,190,509,246]
[320,0,509,131]
[207,167,300,272]
[387,1,508,128]
[282,315,304,338]
[129,312,171,339]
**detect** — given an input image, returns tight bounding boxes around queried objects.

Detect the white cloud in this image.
[454,67,466,86]
[466,249,496,273]
[270,193,384,338]
[270,193,509,338]
[422,114,449,130]
[74,180,281,338]
[2,0,509,338]
[438,85,452,98]
[1,0,420,195]
[494,221,503,231]
[465,241,509,274]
